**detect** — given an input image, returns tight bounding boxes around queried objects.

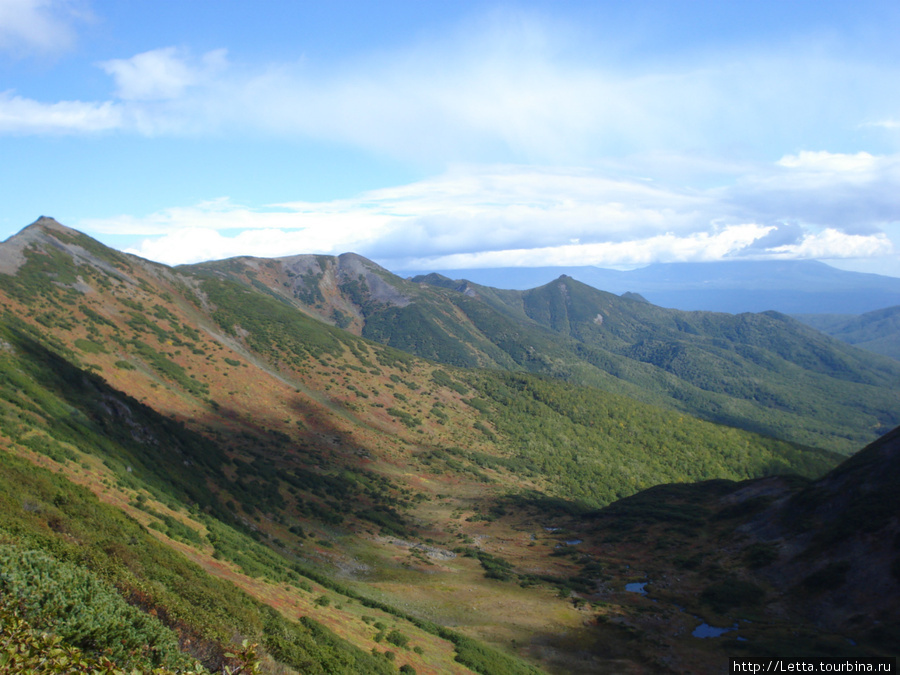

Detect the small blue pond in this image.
[625,582,648,595]
[692,622,737,638]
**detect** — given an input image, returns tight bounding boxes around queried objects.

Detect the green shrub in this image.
[386,629,409,648]
[0,601,210,674]
[0,545,192,670]
[73,338,106,354]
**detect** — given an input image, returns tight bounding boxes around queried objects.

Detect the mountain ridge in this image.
[0,216,897,673]
[189,246,900,454]
[392,260,900,314]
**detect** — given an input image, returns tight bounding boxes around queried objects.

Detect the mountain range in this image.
[392,260,900,315]
[190,251,900,454]
[0,217,897,673]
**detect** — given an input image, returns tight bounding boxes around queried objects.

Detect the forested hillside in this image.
[795,305,900,361]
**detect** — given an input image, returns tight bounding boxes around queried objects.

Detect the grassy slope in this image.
[203,255,900,454]
[0,225,542,674]
[0,219,881,673]
[0,322,544,675]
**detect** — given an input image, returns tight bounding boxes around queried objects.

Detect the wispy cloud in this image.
[99,47,228,101]
[776,151,879,173]
[0,90,120,133]
[732,151,900,235]
[398,224,780,270]
[3,17,900,162]
[0,0,87,55]
[85,166,717,265]
[861,119,900,130]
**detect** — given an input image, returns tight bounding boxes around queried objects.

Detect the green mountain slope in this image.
[191,251,900,453]
[794,306,900,361]
[0,217,891,672]
[509,275,900,451]
[0,282,540,672]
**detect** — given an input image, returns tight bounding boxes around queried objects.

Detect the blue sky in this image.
[2,1,900,276]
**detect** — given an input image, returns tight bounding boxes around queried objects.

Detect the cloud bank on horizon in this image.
[2,0,900,275]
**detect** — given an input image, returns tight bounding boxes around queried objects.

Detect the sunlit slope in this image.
[0,218,837,502]
[0,216,863,672]
[512,275,900,451]
[193,248,900,453]
[0,227,542,673]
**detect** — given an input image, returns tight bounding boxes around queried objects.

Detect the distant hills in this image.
[392,260,900,314]
[0,217,898,672]
[795,306,900,361]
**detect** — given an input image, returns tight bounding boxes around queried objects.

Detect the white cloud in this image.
[86,167,713,265]
[732,151,900,234]
[125,227,335,267]
[399,224,777,270]
[93,196,395,265]
[99,47,228,101]
[0,0,83,54]
[87,158,898,269]
[197,37,900,164]
[0,90,121,132]
[777,151,878,173]
[0,46,229,134]
[862,119,900,130]
[767,229,892,259]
